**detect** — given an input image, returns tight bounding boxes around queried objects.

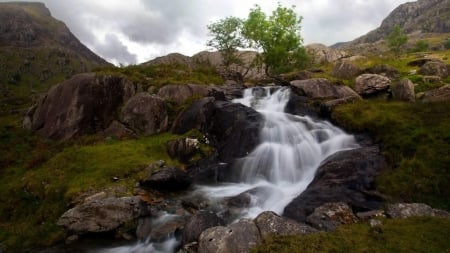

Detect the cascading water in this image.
[195,86,359,218]
[97,86,359,252]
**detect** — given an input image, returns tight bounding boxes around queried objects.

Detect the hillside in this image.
[0,2,109,114]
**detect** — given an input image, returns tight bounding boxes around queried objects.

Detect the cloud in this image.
[94,34,137,65]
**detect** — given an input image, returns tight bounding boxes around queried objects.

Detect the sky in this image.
[3,0,413,65]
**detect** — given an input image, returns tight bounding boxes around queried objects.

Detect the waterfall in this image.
[195,87,359,218]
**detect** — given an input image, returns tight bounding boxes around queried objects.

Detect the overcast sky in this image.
[3,0,412,65]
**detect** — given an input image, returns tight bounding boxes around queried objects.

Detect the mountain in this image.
[0,2,110,113]
[335,0,450,48]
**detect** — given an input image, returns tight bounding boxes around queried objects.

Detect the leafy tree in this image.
[412,40,429,52]
[444,37,450,49]
[386,25,408,56]
[243,3,308,76]
[207,17,246,69]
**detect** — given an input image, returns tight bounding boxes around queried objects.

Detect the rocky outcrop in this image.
[182,211,225,245]
[392,79,415,102]
[364,64,400,79]
[283,146,386,222]
[386,203,450,219]
[171,97,216,134]
[306,202,358,231]
[156,84,223,105]
[167,137,200,164]
[331,60,362,80]
[422,84,450,102]
[254,211,317,237]
[57,196,141,234]
[355,74,391,97]
[198,219,261,253]
[290,78,360,100]
[418,60,449,78]
[119,93,168,136]
[24,73,135,140]
[305,44,349,64]
[139,167,192,191]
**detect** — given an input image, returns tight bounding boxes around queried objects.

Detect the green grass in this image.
[252,217,450,253]
[332,100,450,210]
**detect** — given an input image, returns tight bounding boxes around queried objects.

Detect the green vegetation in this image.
[252,217,450,253]
[411,40,429,52]
[444,37,450,49]
[386,25,408,56]
[332,100,450,209]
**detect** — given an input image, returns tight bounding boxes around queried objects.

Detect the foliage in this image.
[332,100,450,210]
[242,3,309,75]
[445,37,450,49]
[207,17,246,68]
[252,217,450,253]
[386,25,408,56]
[411,40,429,52]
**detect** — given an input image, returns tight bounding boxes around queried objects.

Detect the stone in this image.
[57,196,141,234]
[290,78,360,100]
[386,203,434,219]
[355,74,391,97]
[331,60,362,79]
[285,92,318,118]
[284,146,386,223]
[391,79,415,102]
[119,92,169,136]
[198,219,262,253]
[254,211,317,238]
[418,60,449,78]
[356,210,385,220]
[102,120,135,139]
[24,73,135,140]
[422,84,450,102]
[149,215,187,242]
[305,44,349,64]
[171,97,216,135]
[182,211,225,245]
[364,64,400,79]
[156,84,223,105]
[320,96,360,117]
[305,202,358,231]
[140,167,192,191]
[167,137,200,164]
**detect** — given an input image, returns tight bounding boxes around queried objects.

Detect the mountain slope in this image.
[0,2,110,113]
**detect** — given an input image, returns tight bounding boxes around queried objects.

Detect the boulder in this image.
[57,196,140,234]
[182,211,225,245]
[305,202,358,231]
[305,44,349,64]
[283,146,386,222]
[149,215,187,242]
[171,97,216,134]
[355,74,391,97]
[331,60,362,79]
[422,84,450,102]
[391,79,415,102]
[320,96,360,117]
[254,211,317,238]
[119,93,168,135]
[102,120,135,139]
[290,78,360,100]
[364,64,400,79]
[418,60,449,78]
[140,167,192,191]
[156,84,223,105]
[167,138,200,164]
[198,219,261,253]
[24,73,135,140]
[285,92,319,118]
[386,203,450,219]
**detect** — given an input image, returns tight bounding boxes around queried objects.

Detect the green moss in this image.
[332,100,450,209]
[252,217,450,253]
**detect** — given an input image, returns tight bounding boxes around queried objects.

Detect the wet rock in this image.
[285,92,318,118]
[355,74,391,97]
[119,92,168,135]
[306,202,358,231]
[284,146,386,223]
[255,211,317,237]
[149,215,187,242]
[418,60,449,78]
[422,84,450,102]
[140,167,192,191]
[171,97,216,135]
[182,211,225,245]
[364,64,400,79]
[290,78,360,100]
[385,203,450,219]
[331,60,362,80]
[391,79,415,102]
[198,219,261,253]
[167,138,200,163]
[57,196,141,234]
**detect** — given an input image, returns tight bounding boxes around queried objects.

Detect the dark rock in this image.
[320,96,361,117]
[284,146,386,222]
[422,84,450,102]
[224,187,273,208]
[102,120,135,139]
[171,97,216,134]
[198,219,261,253]
[187,160,230,184]
[355,74,391,97]
[305,202,358,231]
[136,217,152,240]
[407,58,435,67]
[364,64,400,79]
[24,73,135,140]
[179,242,199,253]
[331,60,362,79]
[254,211,317,238]
[149,215,187,242]
[182,211,225,245]
[57,196,141,234]
[418,60,449,78]
[290,78,360,100]
[285,92,318,118]
[119,93,168,135]
[140,167,192,191]
[167,138,200,164]
[391,79,415,102]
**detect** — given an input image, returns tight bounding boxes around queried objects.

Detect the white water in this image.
[98,87,359,252]
[195,87,359,218]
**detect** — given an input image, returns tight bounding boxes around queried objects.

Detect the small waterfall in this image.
[196,87,358,218]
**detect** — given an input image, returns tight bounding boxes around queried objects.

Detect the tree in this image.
[444,37,450,49]
[412,40,429,52]
[243,3,308,76]
[207,17,246,69]
[386,25,408,56]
